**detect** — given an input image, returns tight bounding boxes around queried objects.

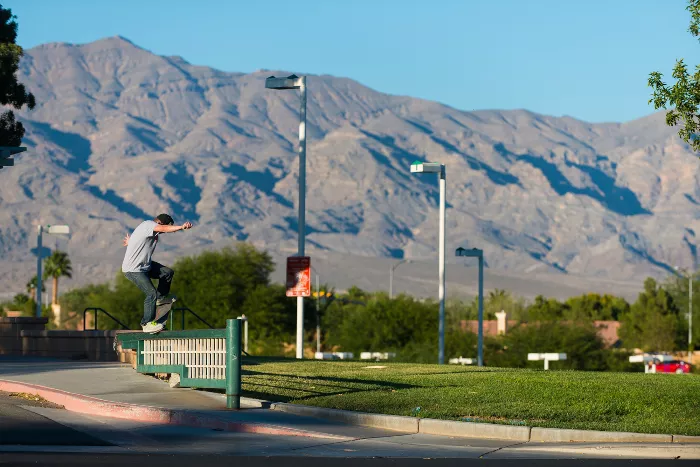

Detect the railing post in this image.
[225,318,242,409]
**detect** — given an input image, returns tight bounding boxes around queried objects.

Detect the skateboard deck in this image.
[155,298,176,324]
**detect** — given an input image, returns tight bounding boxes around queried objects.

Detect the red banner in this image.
[286,256,311,297]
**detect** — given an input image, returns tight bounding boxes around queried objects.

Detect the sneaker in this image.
[142,321,165,334]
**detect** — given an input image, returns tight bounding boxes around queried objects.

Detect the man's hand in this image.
[182,221,193,230]
[122,234,130,247]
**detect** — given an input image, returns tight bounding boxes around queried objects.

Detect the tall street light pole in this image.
[389,259,412,299]
[456,247,484,367]
[266,74,307,359]
[410,161,446,364]
[35,224,70,318]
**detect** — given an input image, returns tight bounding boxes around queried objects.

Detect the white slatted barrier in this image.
[142,338,227,380]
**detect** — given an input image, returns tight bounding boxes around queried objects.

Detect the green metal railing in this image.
[117,318,242,409]
[83,307,129,330]
[169,307,214,330]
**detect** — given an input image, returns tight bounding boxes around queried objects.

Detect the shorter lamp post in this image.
[312,268,322,353]
[35,224,70,318]
[309,265,331,354]
[410,161,447,365]
[675,266,695,360]
[456,247,484,367]
[389,259,412,299]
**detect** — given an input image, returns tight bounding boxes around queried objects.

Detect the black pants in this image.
[123,262,174,325]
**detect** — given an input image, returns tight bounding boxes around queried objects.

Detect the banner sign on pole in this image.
[286,256,311,297]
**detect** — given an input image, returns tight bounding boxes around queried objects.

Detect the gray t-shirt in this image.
[122,220,159,273]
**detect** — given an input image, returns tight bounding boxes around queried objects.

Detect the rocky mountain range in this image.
[1,35,698,299]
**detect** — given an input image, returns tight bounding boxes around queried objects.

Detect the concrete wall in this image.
[0,317,48,356]
[21,330,119,361]
[0,317,123,361]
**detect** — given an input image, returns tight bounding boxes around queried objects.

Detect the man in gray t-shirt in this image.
[122,213,193,333]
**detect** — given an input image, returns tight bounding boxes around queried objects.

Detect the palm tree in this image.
[43,251,72,306]
[25,275,45,300]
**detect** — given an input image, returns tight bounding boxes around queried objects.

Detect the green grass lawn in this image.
[241,357,700,436]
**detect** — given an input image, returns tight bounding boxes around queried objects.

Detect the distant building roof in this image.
[593,320,621,347]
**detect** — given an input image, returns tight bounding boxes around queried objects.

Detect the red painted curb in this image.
[0,379,348,440]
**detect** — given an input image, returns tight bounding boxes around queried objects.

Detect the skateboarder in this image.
[121,214,193,334]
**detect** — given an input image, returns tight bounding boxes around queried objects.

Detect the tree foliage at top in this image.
[648,0,700,152]
[0,4,35,147]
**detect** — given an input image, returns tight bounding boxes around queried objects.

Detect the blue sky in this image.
[7,0,700,123]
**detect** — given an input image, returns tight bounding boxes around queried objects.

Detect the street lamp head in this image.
[410,161,442,174]
[0,146,26,169]
[456,247,483,258]
[392,258,412,271]
[266,74,302,90]
[46,225,70,235]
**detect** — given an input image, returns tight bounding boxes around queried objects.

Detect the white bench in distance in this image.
[527,352,567,370]
[314,352,354,360]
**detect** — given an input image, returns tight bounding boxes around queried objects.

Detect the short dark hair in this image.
[156,213,174,225]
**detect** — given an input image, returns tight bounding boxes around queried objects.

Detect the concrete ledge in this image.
[674,435,700,443]
[20,351,115,360]
[419,418,531,441]
[271,402,419,433]
[0,317,48,324]
[21,330,119,337]
[530,427,672,443]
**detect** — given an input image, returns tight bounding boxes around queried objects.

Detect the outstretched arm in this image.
[153,222,193,233]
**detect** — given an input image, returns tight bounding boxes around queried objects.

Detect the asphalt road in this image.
[0,454,691,467]
[0,391,111,446]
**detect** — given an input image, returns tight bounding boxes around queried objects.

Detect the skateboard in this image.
[155,297,176,325]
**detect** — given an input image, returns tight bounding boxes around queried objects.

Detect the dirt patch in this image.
[0,391,64,409]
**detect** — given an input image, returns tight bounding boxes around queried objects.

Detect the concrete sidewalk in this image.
[0,356,396,439]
